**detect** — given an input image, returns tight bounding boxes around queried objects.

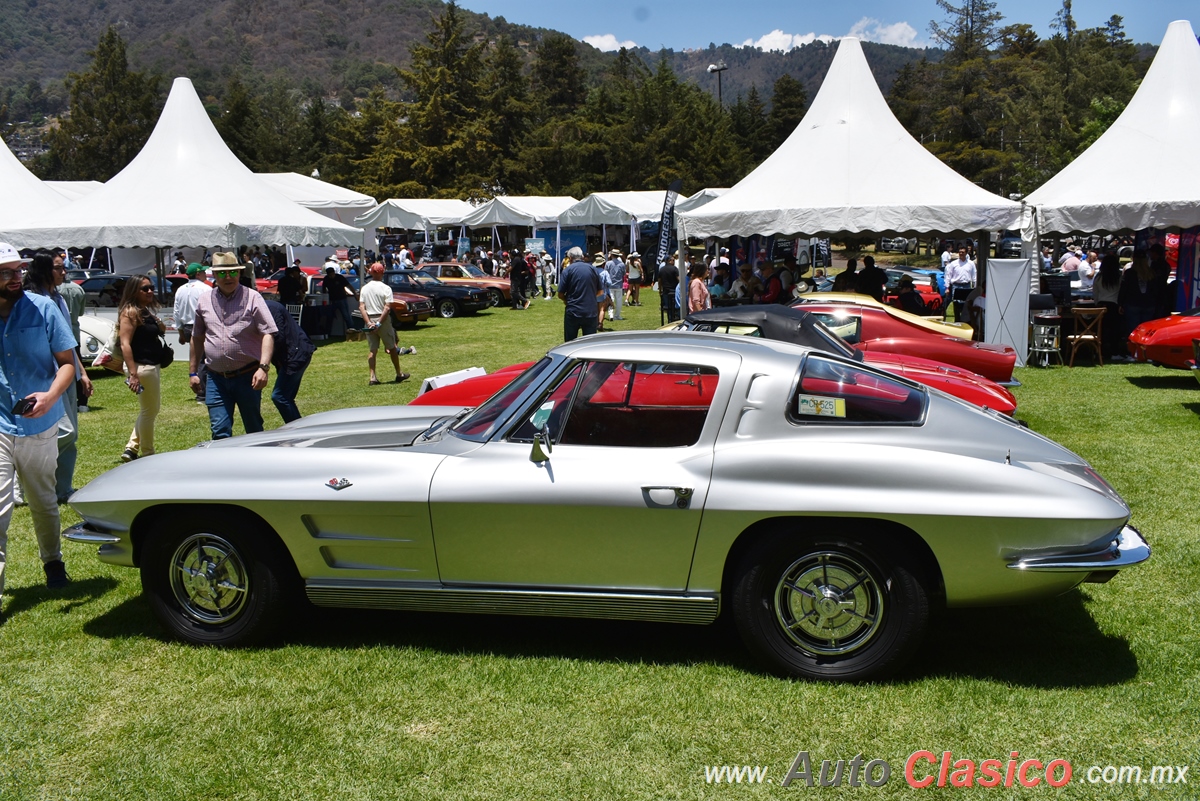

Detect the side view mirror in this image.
[530,423,553,464]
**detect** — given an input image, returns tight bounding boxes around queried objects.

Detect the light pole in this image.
[707,61,728,107]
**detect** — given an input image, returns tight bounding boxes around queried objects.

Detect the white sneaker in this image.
[400,346,417,355]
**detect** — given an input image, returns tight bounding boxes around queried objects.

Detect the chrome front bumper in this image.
[63,521,121,544]
[1007,525,1150,572]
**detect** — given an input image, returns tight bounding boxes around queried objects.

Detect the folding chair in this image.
[286,304,304,325]
[1067,306,1105,366]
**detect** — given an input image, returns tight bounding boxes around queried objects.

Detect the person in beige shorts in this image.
[358,263,415,385]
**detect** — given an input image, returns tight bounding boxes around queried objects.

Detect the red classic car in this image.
[793,301,1018,384]
[412,307,1018,414]
[419,262,511,307]
[255,266,321,295]
[1128,309,1200,368]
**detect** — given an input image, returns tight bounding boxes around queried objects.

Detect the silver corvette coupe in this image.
[66,332,1149,681]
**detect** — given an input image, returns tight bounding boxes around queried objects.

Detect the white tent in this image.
[46,181,103,202]
[256,172,376,226]
[675,188,728,214]
[0,139,68,227]
[1,78,361,249]
[459,195,577,228]
[354,198,473,232]
[678,37,1023,239]
[558,191,669,227]
[1025,19,1200,233]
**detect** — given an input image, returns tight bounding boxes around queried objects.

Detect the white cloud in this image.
[583,33,638,52]
[739,19,922,52]
[740,29,833,52]
[847,17,922,48]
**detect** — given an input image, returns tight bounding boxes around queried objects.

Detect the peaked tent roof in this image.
[1,78,361,249]
[354,198,474,231]
[459,196,578,228]
[0,138,68,228]
[679,38,1023,239]
[257,173,376,225]
[1026,20,1200,233]
[46,181,104,202]
[675,188,728,214]
[558,191,670,226]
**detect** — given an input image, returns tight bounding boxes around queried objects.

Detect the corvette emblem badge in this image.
[326,478,353,491]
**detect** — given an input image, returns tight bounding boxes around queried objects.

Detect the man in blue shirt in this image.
[604,249,627,321]
[0,243,78,604]
[557,248,601,342]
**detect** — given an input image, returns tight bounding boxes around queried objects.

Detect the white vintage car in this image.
[66,332,1149,680]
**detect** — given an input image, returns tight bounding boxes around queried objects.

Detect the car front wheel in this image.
[437,298,459,318]
[141,514,292,646]
[487,288,504,307]
[731,531,929,681]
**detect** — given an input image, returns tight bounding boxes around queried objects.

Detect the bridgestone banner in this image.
[656,179,684,269]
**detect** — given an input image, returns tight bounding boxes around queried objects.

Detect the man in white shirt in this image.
[173,263,210,402]
[396,243,412,268]
[944,247,976,322]
[358,263,415,385]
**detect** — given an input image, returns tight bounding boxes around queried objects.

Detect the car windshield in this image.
[410,271,443,286]
[451,357,555,441]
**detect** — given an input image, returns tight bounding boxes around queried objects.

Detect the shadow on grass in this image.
[1125,374,1197,390]
[1,576,119,623]
[1182,402,1200,417]
[79,588,1135,686]
[81,594,167,640]
[907,590,1137,688]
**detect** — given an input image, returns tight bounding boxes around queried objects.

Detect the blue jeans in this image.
[332,297,355,332]
[206,370,264,440]
[271,366,307,424]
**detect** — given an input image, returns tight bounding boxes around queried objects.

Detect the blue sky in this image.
[456,0,1193,51]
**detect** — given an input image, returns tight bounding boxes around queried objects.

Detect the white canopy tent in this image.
[354,198,473,236]
[678,37,1024,240]
[0,139,68,227]
[459,195,577,228]
[45,181,103,202]
[256,173,376,226]
[675,188,728,214]
[559,190,672,252]
[1,78,362,250]
[1025,19,1200,234]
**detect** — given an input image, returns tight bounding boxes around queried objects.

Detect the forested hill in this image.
[0,0,928,107]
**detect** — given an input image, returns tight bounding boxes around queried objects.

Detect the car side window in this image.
[790,355,925,425]
[810,312,861,344]
[510,361,718,447]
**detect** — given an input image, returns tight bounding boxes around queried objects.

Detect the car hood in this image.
[1130,314,1199,343]
[200,405,467,450]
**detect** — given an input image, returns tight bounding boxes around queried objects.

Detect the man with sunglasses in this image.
[0,243,78,606]
[189,252,277,440]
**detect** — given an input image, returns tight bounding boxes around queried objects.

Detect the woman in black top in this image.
[117,276,166,462]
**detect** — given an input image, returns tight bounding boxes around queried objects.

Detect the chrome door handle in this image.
[642,486,694,509]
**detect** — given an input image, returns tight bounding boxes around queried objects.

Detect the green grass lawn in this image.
[2,293,1197,799]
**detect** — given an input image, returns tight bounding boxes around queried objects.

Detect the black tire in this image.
[390,311,416,329]
[140,513,293,647]
[731,530,929,681]
[436,298,459,318]
[487,288,504,307]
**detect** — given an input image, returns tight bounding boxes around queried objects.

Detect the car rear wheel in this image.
[731,530,928,681]
[487,288,504,307]
[141,514,292,646]
[437,298,460,318]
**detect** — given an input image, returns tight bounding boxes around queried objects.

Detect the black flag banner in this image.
[656,179,684,270]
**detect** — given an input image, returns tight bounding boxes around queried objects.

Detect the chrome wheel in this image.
[168,533,249,625]
[437,298,459,318]
[487,288,504,307]
[774,551,884,656]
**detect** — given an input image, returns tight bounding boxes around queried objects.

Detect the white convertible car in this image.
[66,332,1149,680]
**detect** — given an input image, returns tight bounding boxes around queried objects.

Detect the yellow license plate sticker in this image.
[797,394,846,418]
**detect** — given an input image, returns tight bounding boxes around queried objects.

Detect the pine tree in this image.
[397,0,493,196]
[767,73,807,151]
[41,27,161,180]
[530,33,586,121]
[215,76,262,169]
[480,35,530,194]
